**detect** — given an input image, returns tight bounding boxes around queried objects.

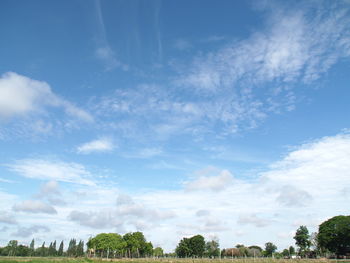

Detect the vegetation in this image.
[1,214,349,259]
[318,215,350,257]
[294,226,311,257]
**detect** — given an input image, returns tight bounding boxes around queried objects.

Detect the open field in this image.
[0,258,349,263]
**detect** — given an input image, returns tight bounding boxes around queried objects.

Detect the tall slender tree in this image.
[29,239,35,257]
[58,241,64,257]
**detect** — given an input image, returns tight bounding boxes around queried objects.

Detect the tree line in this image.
[0,239,84,257]
[0,215,349,258]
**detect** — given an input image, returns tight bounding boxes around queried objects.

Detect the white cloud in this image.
[77,138,114,154]
[13,200,57,214]
[185,169,234,192]
[0,72,93,122]
[12,225,50,238]
[7,159,95,186]
[237,214,271,228]
[0,211,17,224]
[68,193,175,230]
[3,132,349,251]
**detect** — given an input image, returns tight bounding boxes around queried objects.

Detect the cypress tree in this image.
[58,241,64,257]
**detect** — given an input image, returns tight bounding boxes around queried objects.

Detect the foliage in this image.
[123,232,152,258]
[264,242,277,257]
[289,246,295,255]
[175,235,205,258]
[318,215,350,256]
[294,225,311,257]
[153,247,163,257]
[205,239,220,258]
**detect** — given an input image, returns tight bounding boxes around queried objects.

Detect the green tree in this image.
[190,235,205,257]
[123,232,149,258]
[36,242,47,257]
[294,225,311,257]
[264,242,277,257]
[7,240,18,256]
[318,215,350,257]
[76,240,84,257]
[153,247,163,257]
[282,249,289,257]
[205,239,220,258]
[29,239,35,257]
[58,241,64,256]
[175,235,205,258]
[289,246,295,256]
[175,238,191,258]
[88,233,127,258]
[67,239,77,257]
[16,245,30,257]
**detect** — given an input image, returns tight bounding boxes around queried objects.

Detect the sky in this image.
[0,0,350,253]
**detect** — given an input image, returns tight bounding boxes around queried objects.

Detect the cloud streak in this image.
[7,159,95,186]
[77,138,114,154]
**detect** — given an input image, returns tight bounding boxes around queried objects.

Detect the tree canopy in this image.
[318,215,350,257]
[175,235,205,258]
[294,225,311,256]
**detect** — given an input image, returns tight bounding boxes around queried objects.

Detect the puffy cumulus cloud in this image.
[0,72,93,122]
[68,210,123,229]
[77,138,114,154]
[68,194,175,230]
[185,169,234,192]
[37,181,66,206]
[276,185,313,207]
[261,133,350,203]
[39,181,60,195]
[13,200,57,214]
[12,225,50,238]
[5,132,350,251]
[0,211,18,224]
[7,159,95,186]
[237,214,272,228]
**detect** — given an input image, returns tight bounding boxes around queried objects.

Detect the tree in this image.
[29,239,35,257]
[289,246,295,255]
[58,241,64,257]
[16,245,30,257]
[175,238,191,258]
[294,225,311,257]
[123,232,148,258]
[264,242,277,257]
[36,242,47,257]
[310,232,319,255]
[76,240,84,257]
[282,249,290,257]
[318,215,350,257]
[247,248,262,257]
[7,240,18,256]
[189,235,205,257]
[67,239,77,257]
[205,239,220,258]
[153,247,163,257]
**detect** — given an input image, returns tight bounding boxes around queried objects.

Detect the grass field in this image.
[0,258,349,263]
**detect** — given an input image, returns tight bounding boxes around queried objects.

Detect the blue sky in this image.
[1,0,350,252]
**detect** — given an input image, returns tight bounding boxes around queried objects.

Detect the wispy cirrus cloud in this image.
[92,2,350,139]
[6,159,95,186]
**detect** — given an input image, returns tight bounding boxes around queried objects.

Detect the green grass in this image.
[0,258,346,263]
